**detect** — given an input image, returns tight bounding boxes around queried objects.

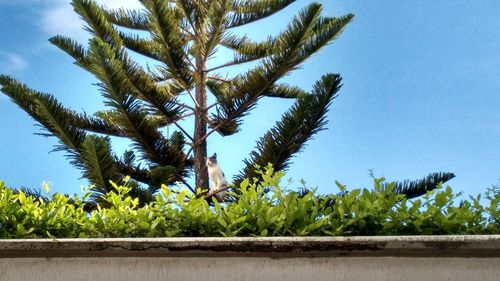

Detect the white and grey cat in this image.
[206,153,228,201]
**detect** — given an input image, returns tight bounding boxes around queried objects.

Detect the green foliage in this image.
[235,74,342,184]
[0,168,498,238]
[385,172,456,199]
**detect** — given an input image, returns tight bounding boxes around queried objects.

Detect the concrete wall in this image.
[1,236,499,281]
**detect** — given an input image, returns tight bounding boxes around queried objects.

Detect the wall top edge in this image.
[1,235,499,258]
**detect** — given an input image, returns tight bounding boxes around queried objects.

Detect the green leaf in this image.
[240,178,250,190]
[16,224,26,236]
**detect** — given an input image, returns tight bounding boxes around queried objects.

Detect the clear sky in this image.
[0,0,499,197]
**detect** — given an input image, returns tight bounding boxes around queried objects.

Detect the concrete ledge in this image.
[1,235,499,258]
[1,236,499,281]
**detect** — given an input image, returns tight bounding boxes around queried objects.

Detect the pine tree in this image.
[0,0,354,202]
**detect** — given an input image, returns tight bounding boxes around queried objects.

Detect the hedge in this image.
[0,167,498,238]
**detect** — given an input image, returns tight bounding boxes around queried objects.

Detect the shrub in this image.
[0,167,498,238]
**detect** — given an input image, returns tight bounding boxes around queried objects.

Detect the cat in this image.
[206,153,228,201]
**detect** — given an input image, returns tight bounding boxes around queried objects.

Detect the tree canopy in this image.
[0,0,355,202]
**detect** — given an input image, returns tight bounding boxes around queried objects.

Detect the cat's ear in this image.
[213,153,217,159]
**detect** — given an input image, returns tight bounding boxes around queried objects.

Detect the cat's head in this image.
[206,153,217,167]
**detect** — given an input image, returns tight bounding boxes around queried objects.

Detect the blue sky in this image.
[0,0,499,197]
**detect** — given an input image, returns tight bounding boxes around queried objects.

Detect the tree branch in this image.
[186,53,197,70]
[204,184,232,200]
[180,178,196,194]
[173,121,194,142]
[171,101,195,112]
[207,102,218,111]
[205,60,240,73]
[185,88,200,108]
[198,120,226,144]
[184,146,194,162]
[178,112,195,119]
[208,75,231,83]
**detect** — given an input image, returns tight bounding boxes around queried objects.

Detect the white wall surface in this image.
[1,256,499,281]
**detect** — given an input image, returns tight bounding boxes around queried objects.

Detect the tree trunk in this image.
[193,55,208,191]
